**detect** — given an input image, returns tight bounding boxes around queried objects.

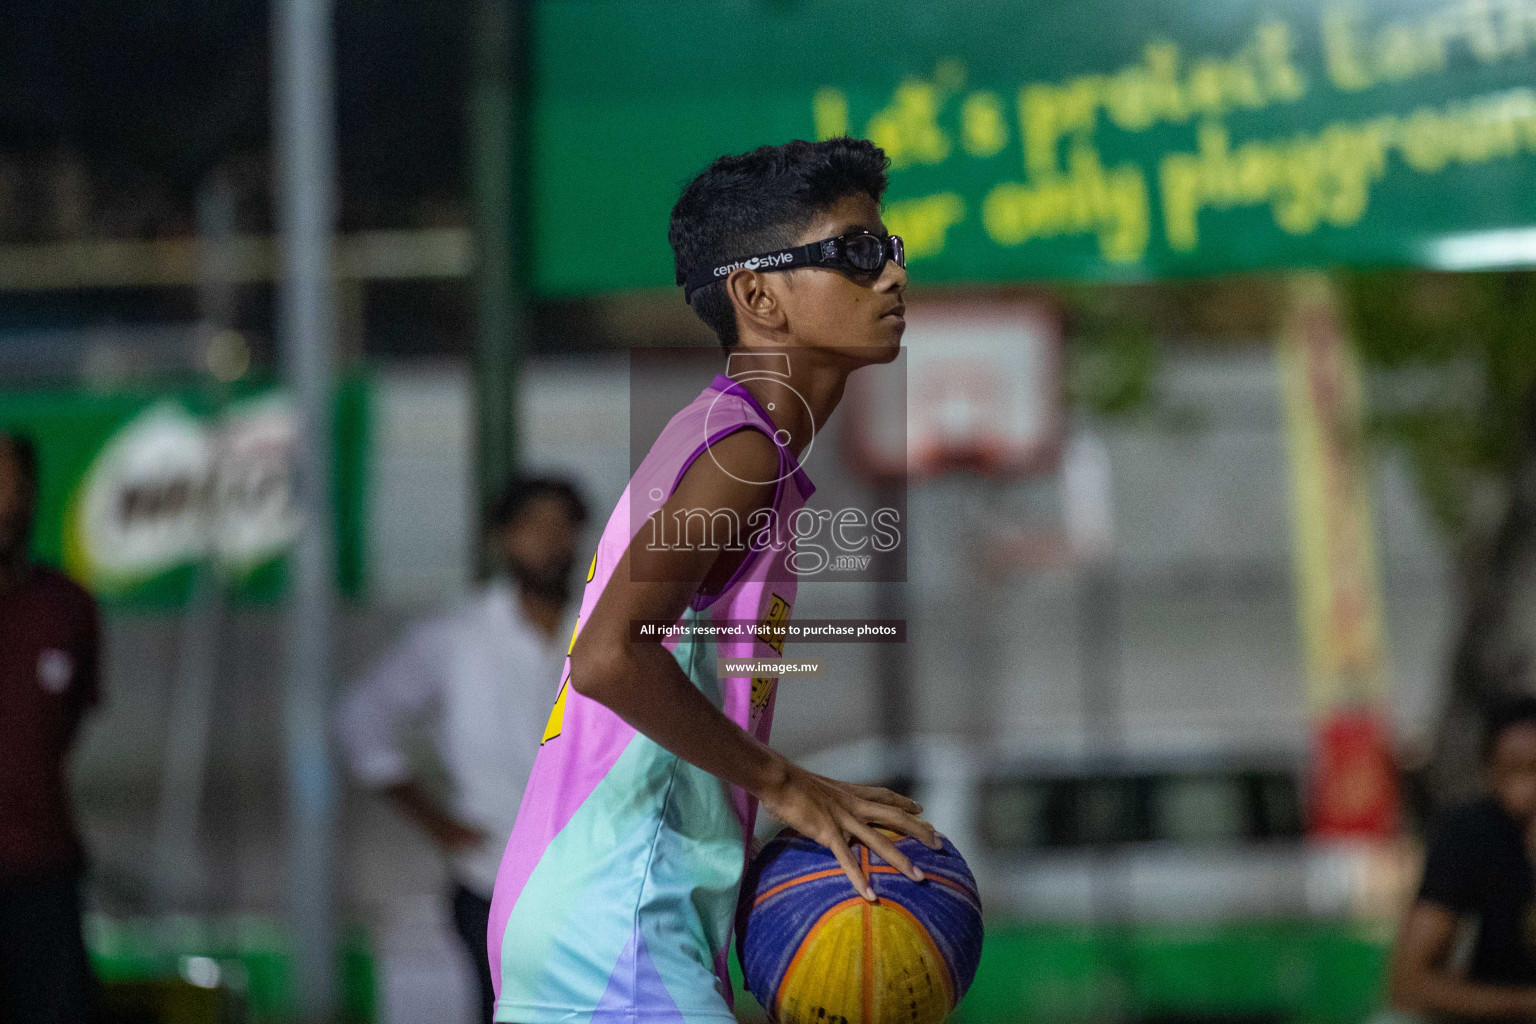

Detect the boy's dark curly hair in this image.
[669,137,889,351]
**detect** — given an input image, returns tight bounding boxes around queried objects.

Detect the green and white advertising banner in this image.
[531,0,1536,293]
[0,377,367,607]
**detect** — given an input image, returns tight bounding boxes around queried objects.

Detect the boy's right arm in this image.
[569,428,939,901]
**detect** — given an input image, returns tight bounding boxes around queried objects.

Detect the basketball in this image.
[736,829,984,1024]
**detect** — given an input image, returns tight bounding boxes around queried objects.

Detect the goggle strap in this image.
[680,235,898,300]
[682,242,823,300]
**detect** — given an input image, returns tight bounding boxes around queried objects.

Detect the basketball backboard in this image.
[841,296,1064,481]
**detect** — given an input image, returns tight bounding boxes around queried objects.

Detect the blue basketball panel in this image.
[736,830,986,1010]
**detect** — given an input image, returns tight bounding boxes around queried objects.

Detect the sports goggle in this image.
[680,230,906,301]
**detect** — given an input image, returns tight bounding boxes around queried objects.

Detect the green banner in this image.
[531,0,1536,294]
[0,376,368,608]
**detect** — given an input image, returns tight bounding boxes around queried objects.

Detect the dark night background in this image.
[0,0,473,238]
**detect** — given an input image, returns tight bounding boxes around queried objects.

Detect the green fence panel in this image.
[89,915,375,1023]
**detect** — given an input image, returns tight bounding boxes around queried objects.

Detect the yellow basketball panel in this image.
[778,902,865,1024]
[866,903,954,1024]
[777,900,953,1024]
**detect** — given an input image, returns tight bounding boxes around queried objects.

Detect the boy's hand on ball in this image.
[754,760,943,902]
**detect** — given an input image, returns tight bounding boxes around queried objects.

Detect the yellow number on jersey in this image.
[751,675,777,711]
[756,593,791,654]
[542,677,569,744]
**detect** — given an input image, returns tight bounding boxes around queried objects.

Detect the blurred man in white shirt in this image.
[337,475,589,1023]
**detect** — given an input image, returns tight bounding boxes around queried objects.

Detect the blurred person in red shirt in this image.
[0,430,102,1022]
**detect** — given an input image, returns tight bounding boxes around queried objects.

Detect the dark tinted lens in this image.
[843,233,885,271]
[890,235,905,267]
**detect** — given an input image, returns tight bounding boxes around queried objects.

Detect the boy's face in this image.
[751,192,906,362]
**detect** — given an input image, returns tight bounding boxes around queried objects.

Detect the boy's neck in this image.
[725,348,851,458]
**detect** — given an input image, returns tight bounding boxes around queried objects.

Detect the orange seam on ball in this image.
[752,868,848,907]
[750,864,923,911]
[861,846,874,1024]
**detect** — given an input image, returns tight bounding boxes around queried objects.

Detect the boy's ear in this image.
[726,269,788,336]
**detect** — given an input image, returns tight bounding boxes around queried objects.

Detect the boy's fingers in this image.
[844,783,922,814]
[858,800,943,850]
[827,832,876,901]
[851,822,923,883]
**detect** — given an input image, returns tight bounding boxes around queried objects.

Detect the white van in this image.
[788,732,1411,927]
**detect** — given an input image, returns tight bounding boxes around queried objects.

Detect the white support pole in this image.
[272,0,339,1014]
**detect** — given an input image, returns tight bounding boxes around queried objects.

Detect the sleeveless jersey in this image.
[488,373,815,1024]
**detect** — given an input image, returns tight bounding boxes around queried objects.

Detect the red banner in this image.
[1311,708,1399,839]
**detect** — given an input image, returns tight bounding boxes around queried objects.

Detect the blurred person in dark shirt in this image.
[1389,696,1536,1021]
[0,430,102,1022]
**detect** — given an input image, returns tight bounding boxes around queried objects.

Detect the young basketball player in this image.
[486,137,940,1024]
